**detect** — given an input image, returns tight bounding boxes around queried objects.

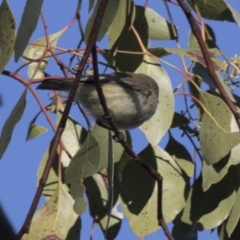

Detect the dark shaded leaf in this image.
[171,112,190,128]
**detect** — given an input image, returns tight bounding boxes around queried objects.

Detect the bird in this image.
[37,72,159,130]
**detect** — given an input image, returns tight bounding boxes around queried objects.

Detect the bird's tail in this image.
[37,80,73,91]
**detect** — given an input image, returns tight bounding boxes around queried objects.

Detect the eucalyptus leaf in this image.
[85,0,120,42]
[0,89,27,159]
[14,0,43,62]
[23,28,65,79]
[199,91,240,164]
[22,184,80,240]
[187,0,234,22]
[182,175,235,230]
[84,174,123,239]
[0,0,15,73]
[165,133,194,178]
[114,5,148,72]
[145,7,176,40]
[108,0,135,50]
[121,144,186,238]
[26,124,47,141]
[137,56,174,145]
[170,112,190,128]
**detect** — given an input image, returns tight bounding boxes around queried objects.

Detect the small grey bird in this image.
[37,72,159,129]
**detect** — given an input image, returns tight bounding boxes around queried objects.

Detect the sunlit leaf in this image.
[199,91,240,164]
[137,56,174,145]
[57,111,87,167]
[26,124,47,141]
[23,28,65,79]
[145,7,176,40]
[22,184,80,240]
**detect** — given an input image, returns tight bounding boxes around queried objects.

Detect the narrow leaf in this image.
[0,0,16,73]
[0,89,27,159]
[14,0,43,62]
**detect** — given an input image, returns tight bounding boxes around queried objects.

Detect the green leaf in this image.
[0,0,15,73]
[192,63,235,102]
[84,174,123,239]
[199,91,240,164]
[182,175,235,230]
[114,5,148,72]
[22,184,80,240]
[14,0,43,62]
[170,112,190,128]
[26,124,47,141]
[65,128,100,187]
[37,145,60,199]
[226,185,240,237]
[188,24,216,49]
[0,89,27,159]
[56,111,87,167]
[88,0,96,12]
[23,28,65,79]
[225,2,240,27]
[108,0,135,50]
[165,133,194,178]
[88,124,124,173]
[137,56,174,145]
[85,0,120,42]
[187,0,234,22]
[121,145,186,238]
[145,7,176,40]
[202,144,240,191]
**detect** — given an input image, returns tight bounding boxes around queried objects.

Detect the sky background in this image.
[0,0,240,239]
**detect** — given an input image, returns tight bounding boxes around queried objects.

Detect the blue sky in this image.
[0,0,240,239]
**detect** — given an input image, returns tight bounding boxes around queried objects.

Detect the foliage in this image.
[1,0,240,239]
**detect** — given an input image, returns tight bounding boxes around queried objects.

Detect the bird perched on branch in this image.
[37,72,159,130]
